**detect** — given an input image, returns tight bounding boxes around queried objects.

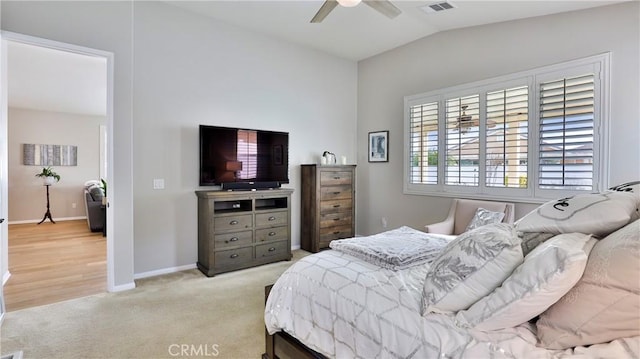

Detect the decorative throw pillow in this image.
[456,233,595,331]
[515,191,637,237]
[608,181,640,220]
[536,219,640,349]
[88,184,104,201]
[465,208,505,232]
[518,231,555,256]
[421,223,523,315]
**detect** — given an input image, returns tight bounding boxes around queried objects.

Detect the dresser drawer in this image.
[320,199,353,213]
[256,241,288,259]
[255,226,288,243]
[319,225,353,242]
[214,214,252,232]
[255,210,288,227]
[214,246,253,269]
[320,212,352,228]
[214,230,252,249]
[320,186,352,201]
[320,171,353,186]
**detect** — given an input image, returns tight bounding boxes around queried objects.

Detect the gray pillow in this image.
[465,207,505,232]
[89,185,104,201]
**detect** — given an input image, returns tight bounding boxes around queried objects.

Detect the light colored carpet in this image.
[0,250,309,359]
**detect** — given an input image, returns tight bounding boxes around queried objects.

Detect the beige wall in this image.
[8,107,105,222]
[356,2,640,235]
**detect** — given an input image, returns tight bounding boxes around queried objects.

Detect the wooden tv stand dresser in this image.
[195,188,293,277]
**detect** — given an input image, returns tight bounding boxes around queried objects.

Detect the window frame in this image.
[403,53,610,203]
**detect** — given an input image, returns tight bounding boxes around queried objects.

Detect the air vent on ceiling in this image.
[421,1,456,14]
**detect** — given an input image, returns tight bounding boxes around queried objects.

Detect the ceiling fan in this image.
[311,0,402,23]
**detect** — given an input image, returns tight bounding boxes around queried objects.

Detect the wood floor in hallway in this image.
[3,219,106,311]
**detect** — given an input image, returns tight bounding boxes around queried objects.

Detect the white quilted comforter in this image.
[265,249,639,359]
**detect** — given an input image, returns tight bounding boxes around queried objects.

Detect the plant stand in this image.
[37,184,55,225]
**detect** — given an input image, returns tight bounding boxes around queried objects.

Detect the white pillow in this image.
[608,181,640,220]
[421,223,522,315]
[515,191,637,237]
[465,207,505,232]
[455,233,595,331]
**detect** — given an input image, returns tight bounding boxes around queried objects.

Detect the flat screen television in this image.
[199,125,289,188]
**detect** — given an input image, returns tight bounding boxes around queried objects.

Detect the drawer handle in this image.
[230,253,239,259]
[333,218,340,221]
[268,247,276,252]
[226,237,239,243]
[333,231,340,235]
[268,231,276,236]
[268,216,276,221]
[333,204,341,208]
[229,220,239,225]
[333,192,341,195]
[333,176,341,180]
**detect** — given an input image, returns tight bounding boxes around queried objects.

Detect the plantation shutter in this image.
[538,74,595,190]
[485,86,529,188]
[445,95,480,186]
[409,102,439,184]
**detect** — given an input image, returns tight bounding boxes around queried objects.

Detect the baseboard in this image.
[1,351,24,359]
[109,281,136,292]
[2,270,10,286]
[134,263,197,280]
[291,244,301,250]
[8,216,86,225]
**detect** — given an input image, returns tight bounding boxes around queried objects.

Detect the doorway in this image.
[0,32,114,310]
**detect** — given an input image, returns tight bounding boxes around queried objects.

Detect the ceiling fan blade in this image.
[363,0,401,19]
[311,0,339,23]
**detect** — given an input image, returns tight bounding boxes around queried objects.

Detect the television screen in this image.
[199,125,289,186]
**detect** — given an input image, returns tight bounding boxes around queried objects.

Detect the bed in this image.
[264,188,640,359]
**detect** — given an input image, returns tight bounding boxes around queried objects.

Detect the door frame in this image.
[0,31,116,292]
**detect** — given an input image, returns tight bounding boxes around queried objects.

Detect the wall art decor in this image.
[368,130,389,163]
[23,144,77,166]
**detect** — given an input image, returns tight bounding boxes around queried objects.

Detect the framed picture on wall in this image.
[368,130,388,162]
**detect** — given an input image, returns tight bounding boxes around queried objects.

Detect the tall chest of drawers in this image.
[195,188,293,277]
[301,165,356,253]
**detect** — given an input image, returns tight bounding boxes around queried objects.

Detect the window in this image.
[409,101,439,185]
[486,86,529,189]
[445,95,480,187]
[538,74,595,190]
[404,54,609,202]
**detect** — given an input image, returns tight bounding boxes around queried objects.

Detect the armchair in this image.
[425,198,515,235]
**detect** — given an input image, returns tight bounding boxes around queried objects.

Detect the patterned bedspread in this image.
[265,249,639,358]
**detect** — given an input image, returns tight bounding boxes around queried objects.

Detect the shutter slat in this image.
[485,86,529,188]
[538,74,595,190]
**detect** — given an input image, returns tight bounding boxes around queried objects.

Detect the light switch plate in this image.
[153,178,165,190]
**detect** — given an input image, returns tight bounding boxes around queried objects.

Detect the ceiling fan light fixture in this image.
[337,0,362,8]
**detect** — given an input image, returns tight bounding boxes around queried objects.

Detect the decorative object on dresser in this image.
[195,188,293,277]
[301,164,356,253]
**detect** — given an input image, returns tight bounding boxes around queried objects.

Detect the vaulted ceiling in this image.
[7,1,625,116]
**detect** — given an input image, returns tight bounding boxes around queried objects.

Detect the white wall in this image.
[2,1,135,288]
[356,2,640,235]
[131,2,356,274]
[8,108,105,222]
[1,1,357,277]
